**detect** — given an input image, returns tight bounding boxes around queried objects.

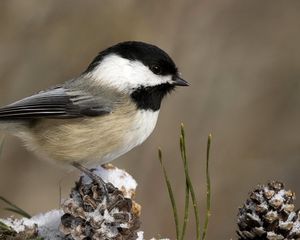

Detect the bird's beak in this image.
[172,76,189,86]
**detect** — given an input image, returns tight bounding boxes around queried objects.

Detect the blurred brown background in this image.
[1,0,300,239]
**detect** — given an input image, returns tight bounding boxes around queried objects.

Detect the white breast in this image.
[125,110,160,147]
[101,110,159,164]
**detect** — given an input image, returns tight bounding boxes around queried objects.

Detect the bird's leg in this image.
[72,162,110,202]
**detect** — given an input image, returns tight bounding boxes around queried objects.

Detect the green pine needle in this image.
[32,237,44,240]
[0,136,4,156]
[180,133,190,240]
[0,196,31,218]
[180,124,201,240]
[0,220,15,235]
[159,124,213,240]
[181,175,190,240]
[159,148,181,239]
[202,134,212,240]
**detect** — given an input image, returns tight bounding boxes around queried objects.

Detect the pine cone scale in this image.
[237,181,300,240]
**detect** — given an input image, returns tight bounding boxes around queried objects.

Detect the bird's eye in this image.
[150,65,162,75]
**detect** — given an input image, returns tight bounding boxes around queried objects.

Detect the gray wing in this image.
[0,87,113,120]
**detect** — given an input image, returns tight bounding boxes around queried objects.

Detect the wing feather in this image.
[0,87,113,120]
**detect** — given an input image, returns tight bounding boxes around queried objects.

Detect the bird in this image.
[0,41,188,169]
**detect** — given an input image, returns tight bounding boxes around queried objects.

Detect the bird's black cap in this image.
[84,41,178,77]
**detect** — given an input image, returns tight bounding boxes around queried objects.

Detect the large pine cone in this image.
[237,181,300,240]
[60,167,140,240]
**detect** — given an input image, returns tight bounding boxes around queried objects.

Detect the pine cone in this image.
[237,181,300,240]
[60,167,140,240]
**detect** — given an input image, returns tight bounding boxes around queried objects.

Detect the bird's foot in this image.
[72,162,110,202]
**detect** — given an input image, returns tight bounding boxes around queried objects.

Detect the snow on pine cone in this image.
[237,181,300,240]
[60,166,141,240]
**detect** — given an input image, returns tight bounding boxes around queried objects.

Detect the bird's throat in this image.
[130,83,174,111]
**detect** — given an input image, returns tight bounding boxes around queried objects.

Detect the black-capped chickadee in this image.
[0,41,188,168]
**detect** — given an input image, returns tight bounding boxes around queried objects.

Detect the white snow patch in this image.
[1,209,64,240]
[266,231,284,240]
[269,189,285,207]
[82,165,137,198]
[291,219,300,235]
[136,231,144,240]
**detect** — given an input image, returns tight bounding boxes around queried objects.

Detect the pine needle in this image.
[0,196,31,218]
[202,134,212,240]
[0,136,4,156]
[159,148,181,239]
[0,220,15,235]
[159,124,213,240]
[180,124,200,240]
[180,141,190,240]
[179,125,190,240]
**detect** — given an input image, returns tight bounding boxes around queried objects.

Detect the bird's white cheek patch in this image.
[87,54,172,92]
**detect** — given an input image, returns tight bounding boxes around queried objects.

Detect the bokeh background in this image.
[1,1,300,239]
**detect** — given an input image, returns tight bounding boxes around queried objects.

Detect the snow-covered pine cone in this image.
[60,167,140,240]
[237,181,300,240]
